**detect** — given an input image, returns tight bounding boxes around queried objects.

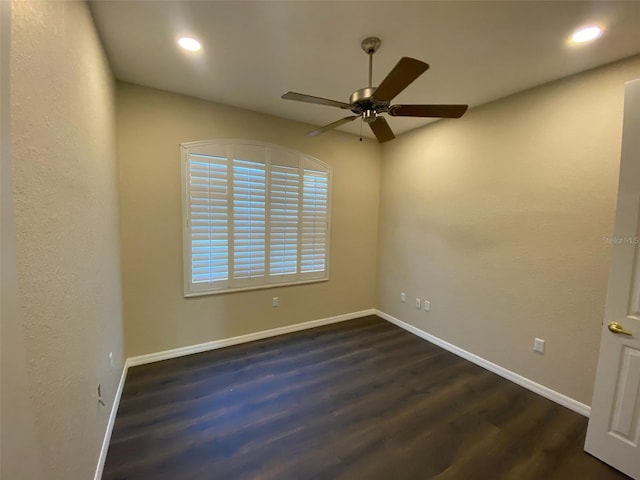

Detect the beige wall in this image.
[116,83,381,357]
[1,1,44,478]
[376,55,640,405]
[9,1,124,479]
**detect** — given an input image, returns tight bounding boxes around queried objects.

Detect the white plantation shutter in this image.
[301,169,329,275]
[269,164,299,276]
[182,140,330,295]
[233,159,266,280]
[188,153,228,290]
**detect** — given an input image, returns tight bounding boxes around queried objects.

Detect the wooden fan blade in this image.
[305,116,359,137]
[371,57,429,103]
[389,104,468,118]
[369,117,395,143]
[282,92,351,109]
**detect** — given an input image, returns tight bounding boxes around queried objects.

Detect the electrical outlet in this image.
[423,300,431,312]
[400,292,406,303]
[533,338,545,354]
[415,298,421,309]
[272,297,279,307]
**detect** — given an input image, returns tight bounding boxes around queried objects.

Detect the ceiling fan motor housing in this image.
[349,87,389,115]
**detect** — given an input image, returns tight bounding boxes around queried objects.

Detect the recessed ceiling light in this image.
[178,37,202,52]
[570,25,603,44]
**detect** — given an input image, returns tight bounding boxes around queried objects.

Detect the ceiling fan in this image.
[281,37,468,143]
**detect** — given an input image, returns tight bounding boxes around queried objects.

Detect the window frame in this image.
[181,139,331,297]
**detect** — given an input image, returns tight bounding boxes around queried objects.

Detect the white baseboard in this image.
[375,309,591,418]
[94,360,129,480]
[127,309,376,367]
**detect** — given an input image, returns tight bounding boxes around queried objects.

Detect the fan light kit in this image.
[282,36,468,143]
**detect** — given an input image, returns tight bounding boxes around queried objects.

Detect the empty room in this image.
[3,0,640,479]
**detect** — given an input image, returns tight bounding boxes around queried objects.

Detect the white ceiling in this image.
[90,1,640,139]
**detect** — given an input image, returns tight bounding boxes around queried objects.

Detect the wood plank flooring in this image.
[103,316,629,480]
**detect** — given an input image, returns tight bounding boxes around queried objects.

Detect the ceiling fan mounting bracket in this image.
[361,37,381,55]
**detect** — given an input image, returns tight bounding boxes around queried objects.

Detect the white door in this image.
[585,78,640,480]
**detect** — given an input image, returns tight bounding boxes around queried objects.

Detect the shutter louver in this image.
[301,169,329,274]
[269,165,299,276]
[233,159,266,280]
[189,154,228,284]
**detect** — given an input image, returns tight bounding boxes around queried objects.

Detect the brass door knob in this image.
[608,322,633,336]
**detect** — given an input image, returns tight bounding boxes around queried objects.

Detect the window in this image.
[182,140,330,296]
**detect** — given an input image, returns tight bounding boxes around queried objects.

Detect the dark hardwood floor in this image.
[103,316,629,480]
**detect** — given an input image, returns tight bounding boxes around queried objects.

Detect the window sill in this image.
[184,277,329,298]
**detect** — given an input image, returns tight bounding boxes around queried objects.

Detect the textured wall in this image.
[10,1,124,478]
[116,83,381,357]
[1,0,45,478]
[376,55,640,405]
